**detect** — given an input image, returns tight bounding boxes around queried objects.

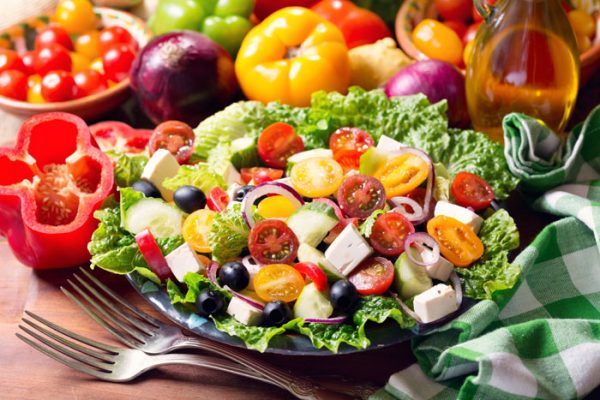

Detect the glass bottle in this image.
[465,0,579,142]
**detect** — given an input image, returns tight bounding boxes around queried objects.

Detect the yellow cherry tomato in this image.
[290,157,344,198]
[575,32,592,54]
[253,264,305,302]
[568,10,595,38]
[75,31,101,60]
[463,39,475,66]
[235,7,351,107]
[427,215,484,267]
[412,19,463,66]
[373,153,429,199]
[27,75,45,103]
[70,51,90,73]
[256,195,297,219]
[90,57,104,74]
[182,209,216,253]
[55,0,99,35]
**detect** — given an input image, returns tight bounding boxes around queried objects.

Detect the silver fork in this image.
[16,311,277,385]
[63,268,376,399]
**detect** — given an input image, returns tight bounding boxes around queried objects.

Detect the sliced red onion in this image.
[304,315,347,324]
[390,292,420,322]
[207,261,220,286]
[241,182,304,228]
[242,255,263,270]
[449,271,463,308]
[223,285,265,310]
[390,197,424,223]
[314,197,345,221]
[404,232,440,267]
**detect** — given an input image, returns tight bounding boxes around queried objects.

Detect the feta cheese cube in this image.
[424,255,454,282]
[413,284,459,323]
[165,243,207,282]
[223,162,243,186]
[324,224,372,276]
[376,135,407,153]
[226,297,263,326]
[243,259,262,291]
[141,149,180,201]
[434,201,484,233]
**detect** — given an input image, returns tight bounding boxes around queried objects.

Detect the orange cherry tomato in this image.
[427,215,484,267]
[412,19,463,66]
[75,31,101,60]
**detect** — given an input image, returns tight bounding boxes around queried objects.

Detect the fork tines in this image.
[16,311,117,379]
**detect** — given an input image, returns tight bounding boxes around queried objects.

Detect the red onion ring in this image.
[242,255,263,270]
[390,196,424,223]
[206,261,265,310]
[207,261,220,286]
[314,198,345,221]
[304,315,347,324]
[404,232,440,267]
[223,285,265,310]
[241,182,304,228]
[449,271,463,308]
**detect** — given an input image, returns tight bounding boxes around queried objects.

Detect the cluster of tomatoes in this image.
[567,8,597,54]
[0,0,137,103]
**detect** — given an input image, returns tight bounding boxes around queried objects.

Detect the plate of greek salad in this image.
[88,88,521,354]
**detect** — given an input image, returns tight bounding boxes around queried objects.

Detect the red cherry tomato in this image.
[90,121,151,154]
[206,187,229,212]
[21,51,36,75]
[463,22,482,44]
[348,257,394,295]
[98,26,137,54]
[101,43,135,82]
[34,44,72,75]
[257,122,304,169]
[0,70,27,100]
[248,219,299,265]
[293,262,328,291]
[240,167,284,184]
[0,49,26,74]
[41,70,76,102]
[444,20,468,38]
[369,212,415,257]
[450,171,494,211]
[434,0,471,21]
[73,69,108,97]
[337,174,386,219]
[149,120,195,164]
[35,26,74,51]
[329,127,374,154]
[333,149,363,172]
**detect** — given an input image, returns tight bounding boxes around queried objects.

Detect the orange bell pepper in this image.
[235,7,351,107]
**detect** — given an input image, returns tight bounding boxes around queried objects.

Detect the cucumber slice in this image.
[297,243,344,281]
[287,202,339,247]
[359,147,388,175]
[230,137,259,170]
[394,252,432,300]
[293,282,333,319]
[123,198,183,238]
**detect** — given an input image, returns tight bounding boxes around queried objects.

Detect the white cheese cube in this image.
[434,201,484,233]
[376,135,407,153]
[324,224,372,276]
[165,243,207,282]
[141,149,180,202]
[226,182,242,200]
[424,255,454,282]
[226,297,263,326]
[413,284,459,323]
[243,259,262,291]
[223,162,243,186]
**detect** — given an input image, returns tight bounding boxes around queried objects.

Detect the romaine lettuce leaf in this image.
[290,322,368,353]
[111,153,148,188]
[208,203,250,263]
[211,316,302,352]
[457,209,520,300]
[162,164,227,194]
[206,142,234,176]
[119,187,144,228]
[181,271,231,303]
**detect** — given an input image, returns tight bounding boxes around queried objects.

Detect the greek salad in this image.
[88,88,520,352]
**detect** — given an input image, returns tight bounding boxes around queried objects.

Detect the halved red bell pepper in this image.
[0,112,114,269]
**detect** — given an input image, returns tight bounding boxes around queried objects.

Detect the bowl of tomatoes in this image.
[0,1,151,120]
[395,0,600,84]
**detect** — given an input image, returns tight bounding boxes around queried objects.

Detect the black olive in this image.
[196,289,224,316]
[219,261,250,291]
[132,179,161,198]
[174,185,206,213]
[329,280,358,313]
[233,185,254,202]
[262,301,292,326]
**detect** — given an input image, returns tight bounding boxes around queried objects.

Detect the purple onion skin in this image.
[130,31,239,127]
[384,60,470,128]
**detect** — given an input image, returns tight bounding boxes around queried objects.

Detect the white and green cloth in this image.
[372,106,600,400]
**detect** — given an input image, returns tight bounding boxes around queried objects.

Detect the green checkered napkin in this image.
[372,106,600,400]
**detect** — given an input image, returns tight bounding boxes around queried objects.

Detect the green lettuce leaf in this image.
[181,272,231,303]
[206,142,234,176]
[290,322,368,353]
[162,164,227,194]
[211,316,302,352]
[166,279,186,304]
[457,209,521,300]
[433,163,451,202]
[112,153,148,188]
[208,203,250,263]
[118,187,144,228]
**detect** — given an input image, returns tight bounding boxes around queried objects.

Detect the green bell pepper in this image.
[149,0,254,57]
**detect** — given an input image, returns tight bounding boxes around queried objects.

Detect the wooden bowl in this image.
[0,7,152,120]
[395,0,600,85]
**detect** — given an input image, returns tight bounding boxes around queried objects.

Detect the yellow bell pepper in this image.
[235,7,351,107]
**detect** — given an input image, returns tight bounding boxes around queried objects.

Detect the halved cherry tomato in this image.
[257,122,304,169]
[333,149,363,172]
[98,26,137,54]
[41,70,76,102]
[294,262,327,291]
[74,69,108,97]
[253,264,305,303]
[451,171,494,211]
[257,195,298,219]
[369,212,415,257]
[206,187,229,212]
[427,215,484,267]
[348,257,394,295]
[373,153,429,199]
[0,49,26,74]
[434,0,471,21]
[35,26,74,51]
[90,121,151,154]
[329,127,374,155]
[182,208,216,253]
[290,157,344,198]
[149,120,195,164]
[101,43,135,82]
[248,219,299,265]
[240,167,284,184]
[0,70,27,100]
[337,174,386,219]
[135,228,171,281]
